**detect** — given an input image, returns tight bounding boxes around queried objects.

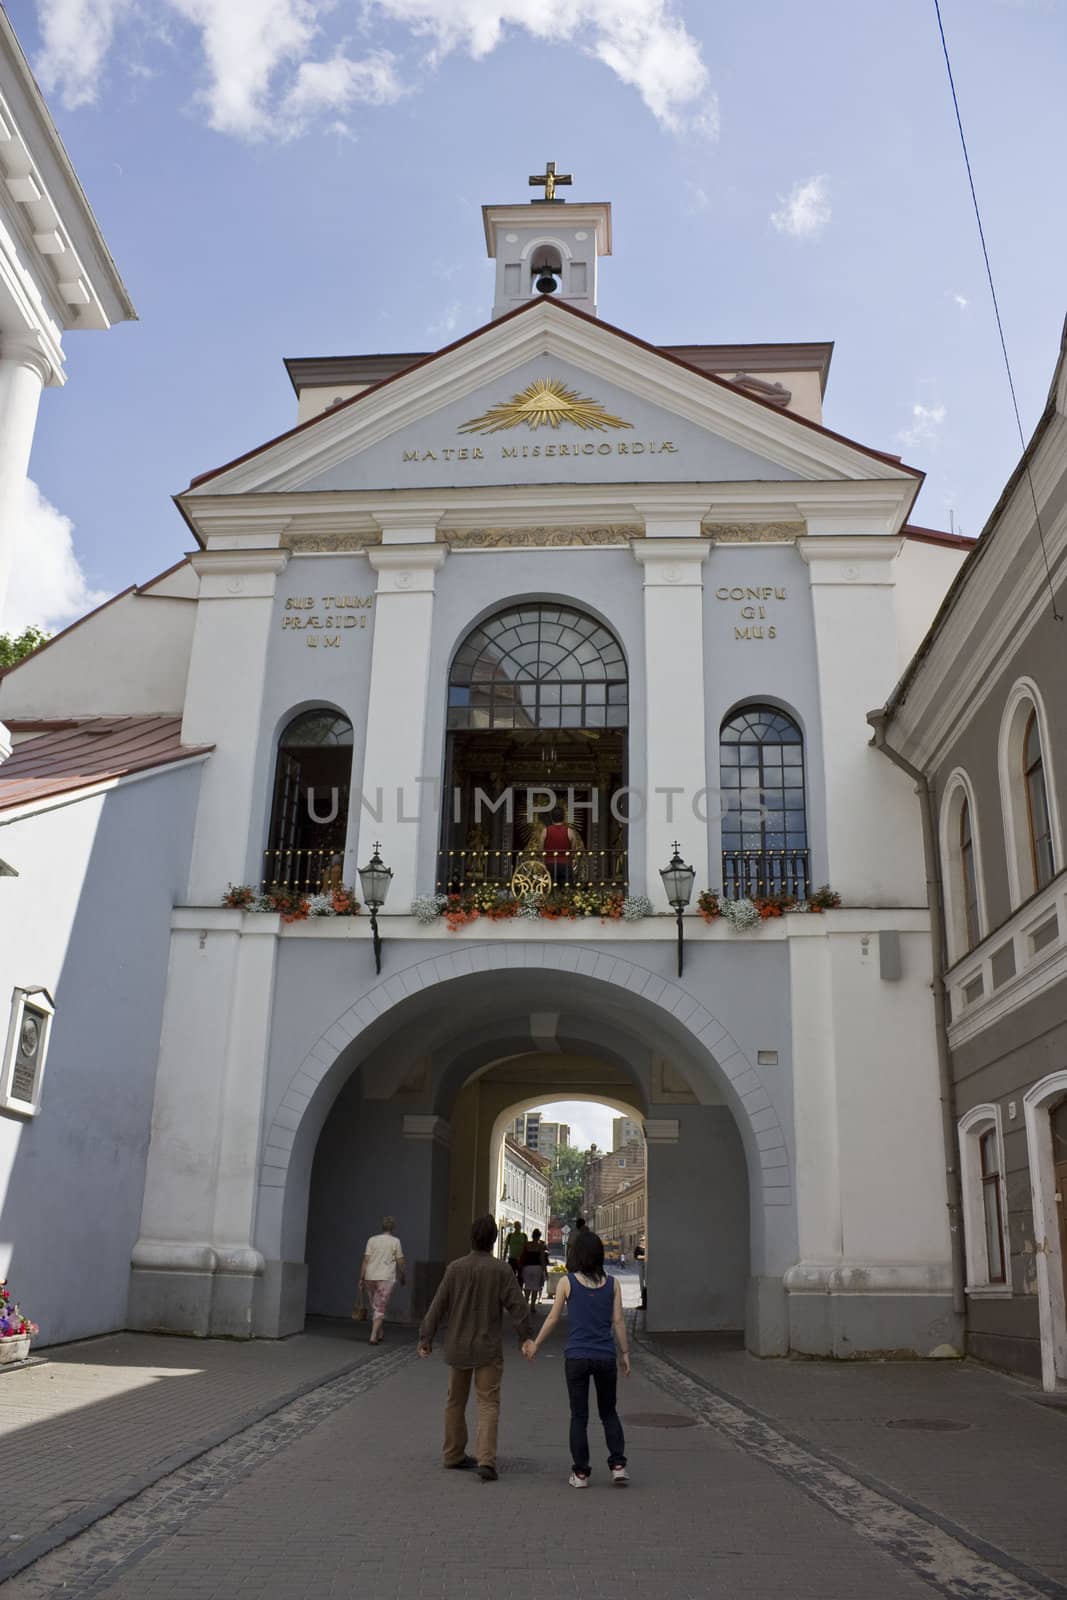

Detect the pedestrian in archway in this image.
[565,1216,586,1270]
[520,1228,549,1311]
[358,1215,405,1345]
[528,1227,630,1488]
[418,1215,536,1481]
[505,1219,527,1278]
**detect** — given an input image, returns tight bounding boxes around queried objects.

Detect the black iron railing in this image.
[721,848,811,901]
[261,847,342,893]
[435,849,627,896]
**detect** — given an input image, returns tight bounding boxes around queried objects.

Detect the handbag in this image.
[352,1284,368,1322]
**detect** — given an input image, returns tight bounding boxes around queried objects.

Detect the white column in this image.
[357,542,447,905]
[0,341,51,625]
[797,530,922,905]
[181,550,288,903]
[632,538,710,902]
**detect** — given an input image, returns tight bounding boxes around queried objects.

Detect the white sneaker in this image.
[611,1465,629,1486]
[568,1470,590,1488]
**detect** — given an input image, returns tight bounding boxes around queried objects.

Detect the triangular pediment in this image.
[183,300,917,502]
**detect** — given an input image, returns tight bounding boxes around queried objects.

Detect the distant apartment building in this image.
[510,1112,569,1161]
[584,1135,646,1220]
[612,1116,642,1151]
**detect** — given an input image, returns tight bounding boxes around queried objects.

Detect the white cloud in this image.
[530,1101,619,1153]
[770,174,831,240]
[34,0,713,139]
[2,480,110,635]
[952,292,968,310]
[898,401,946,450]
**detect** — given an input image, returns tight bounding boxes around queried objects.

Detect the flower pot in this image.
[0,1335,30,1365]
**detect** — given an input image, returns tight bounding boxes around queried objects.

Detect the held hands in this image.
[522,1339,537,1362]
[417,1343,432,1360]
[620,1352,631,1377]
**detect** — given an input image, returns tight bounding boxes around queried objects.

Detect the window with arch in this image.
[441,604,628,891]
[940,775,985,963]
[999,681,1061,907]
[958,1105,1011,1293]
[719,705,809,899]
[1024,710,1055,891]
[265,709,353,891]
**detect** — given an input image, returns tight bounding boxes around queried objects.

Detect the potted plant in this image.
[0,1281,38,1365]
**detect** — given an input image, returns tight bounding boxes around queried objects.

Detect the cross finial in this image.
[529,160,572,203]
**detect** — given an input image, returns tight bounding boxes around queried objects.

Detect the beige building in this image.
[594,1175,646,1256]
[613,1115,642,1150]
[584,1136,645,1220]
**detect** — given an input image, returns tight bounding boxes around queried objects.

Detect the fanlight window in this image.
[265,709,353,890]
[448,605,628,731]
[719,706,809,899]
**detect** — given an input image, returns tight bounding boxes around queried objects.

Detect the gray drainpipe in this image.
[867,708,966,1320]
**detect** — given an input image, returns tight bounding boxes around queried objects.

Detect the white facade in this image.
[499,1137,550,1240]
[0,182,972,1355]
[0,10,135,633]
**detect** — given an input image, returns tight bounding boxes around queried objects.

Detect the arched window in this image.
[443,604,628,890]
[940,773,986,964]
[958,1105,1011,1293]
[265,709,353,891]
[1024,710,1055,891]
[719,706,808,900]
[999,680,1061,907]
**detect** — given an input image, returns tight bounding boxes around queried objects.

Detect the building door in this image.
[1052,1099,1067,1311]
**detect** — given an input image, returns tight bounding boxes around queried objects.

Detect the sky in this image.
[530,1100,618,1153]
[4,0,1067,631]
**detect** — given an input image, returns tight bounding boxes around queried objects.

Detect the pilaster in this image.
[0,339,52,623]
[357,542,448,904]
[181,549,288,903]
[797,531,922,904]
[631,535,710,901]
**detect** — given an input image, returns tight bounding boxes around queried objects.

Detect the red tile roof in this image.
[0,716,211,813]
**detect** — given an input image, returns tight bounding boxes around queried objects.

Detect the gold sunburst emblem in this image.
[458,378,633,435]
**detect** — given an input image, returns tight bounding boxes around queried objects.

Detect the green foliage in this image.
[550,1144,586,1222]
[0,625,48,668]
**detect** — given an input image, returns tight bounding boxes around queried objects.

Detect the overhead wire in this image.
[932,0,1063,620]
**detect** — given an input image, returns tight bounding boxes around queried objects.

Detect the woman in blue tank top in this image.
[527,1228,630,1486]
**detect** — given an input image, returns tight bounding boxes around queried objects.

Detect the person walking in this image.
[565,1216,586,1270]
[519,1228,549,1311]
[418,1215,536,1482]
[358,1215,404,1345]
[505,1220,527,1279]
[527,1227,630,1488]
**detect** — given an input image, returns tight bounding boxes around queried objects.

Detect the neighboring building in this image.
[613,1115,641,1150]
[0,9,135,655]
[872,318,1067,1392]
[499,1135,550,1242]
[537,1120,569,1161]
[594,1175,645,1257]
[585,1137,646,1219]
[0,170,971,1358]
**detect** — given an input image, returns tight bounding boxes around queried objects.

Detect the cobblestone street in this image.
[2,1317,1066,1600]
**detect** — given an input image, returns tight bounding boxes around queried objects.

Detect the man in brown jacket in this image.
[418,1214,536,1481]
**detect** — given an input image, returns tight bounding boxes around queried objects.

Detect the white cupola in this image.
[482,162,611,321]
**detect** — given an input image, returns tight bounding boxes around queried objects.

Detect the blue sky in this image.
[5,0,1066,630]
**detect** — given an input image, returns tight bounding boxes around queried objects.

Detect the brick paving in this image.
[2,1316,1065,1600]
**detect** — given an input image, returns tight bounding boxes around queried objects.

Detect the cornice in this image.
[189,551,289,575]
[367,544,448,571]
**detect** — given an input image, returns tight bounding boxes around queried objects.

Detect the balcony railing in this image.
[262,847,340,893]
[721,848,811,901]
[435,849,628,896]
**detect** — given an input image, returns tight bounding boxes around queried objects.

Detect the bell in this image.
[534,270,558,295]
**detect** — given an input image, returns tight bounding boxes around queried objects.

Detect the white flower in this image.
[308,894,336,917]
[720,897,761,931]
[622,895,654,921]
[411,894,446,924]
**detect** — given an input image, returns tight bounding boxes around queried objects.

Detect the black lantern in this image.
[358,842,393,974]
[659,842,696,977]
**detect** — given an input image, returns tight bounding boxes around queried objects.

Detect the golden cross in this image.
[529,160,572,203]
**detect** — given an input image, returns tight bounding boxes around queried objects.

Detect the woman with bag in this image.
[358,1215,405,1345]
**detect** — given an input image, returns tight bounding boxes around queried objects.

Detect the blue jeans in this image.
[565,1357,626,1472]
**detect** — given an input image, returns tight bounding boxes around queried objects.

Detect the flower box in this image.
[0,1334,30,1365]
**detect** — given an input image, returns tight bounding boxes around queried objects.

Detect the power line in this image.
[933,0,1063,621]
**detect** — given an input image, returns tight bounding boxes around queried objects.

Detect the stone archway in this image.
[256,943,795,1354]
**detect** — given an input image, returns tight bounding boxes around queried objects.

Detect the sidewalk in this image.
[2,1319,1065,1600]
